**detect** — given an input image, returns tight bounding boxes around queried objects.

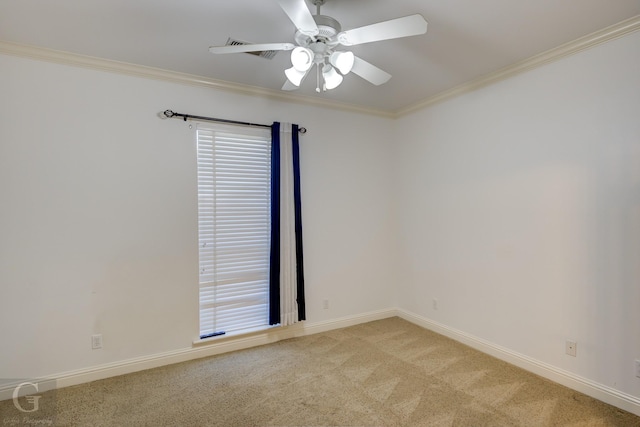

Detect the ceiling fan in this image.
[209,0,428,93]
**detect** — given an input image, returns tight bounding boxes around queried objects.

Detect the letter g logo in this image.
[12,381,41,413]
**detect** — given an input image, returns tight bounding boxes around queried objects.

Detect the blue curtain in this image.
[269,122,306,325]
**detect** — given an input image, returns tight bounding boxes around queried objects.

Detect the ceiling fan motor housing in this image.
[314,15,341,39]
[295,15,341,48]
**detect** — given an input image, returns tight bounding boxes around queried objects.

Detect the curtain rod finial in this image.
[163,110,175,118]
[299,127,307,134]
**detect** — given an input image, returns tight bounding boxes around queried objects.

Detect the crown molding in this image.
[396,15,640,117]
[0,40,395,119]
[1,14,638,119]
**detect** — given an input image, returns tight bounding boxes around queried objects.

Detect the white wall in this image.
[2,28,639,410]
[394,30,640,399]
[0,53,396,380]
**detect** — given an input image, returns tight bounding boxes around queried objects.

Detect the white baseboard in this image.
[0,308,396,401]
[4,307,639,418]
[397,308,640,417]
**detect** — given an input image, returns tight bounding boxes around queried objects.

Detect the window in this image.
[196,123,272,338]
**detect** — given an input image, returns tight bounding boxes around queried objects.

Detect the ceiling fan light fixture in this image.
[285,66,307,86]
[290,46,313,71]
[322,64,343,90]
[329,51,354,75]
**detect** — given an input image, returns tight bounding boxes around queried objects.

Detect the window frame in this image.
[196,122,272,339]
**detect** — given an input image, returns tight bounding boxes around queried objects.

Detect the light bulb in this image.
[285,67,307,86]
[322,64,343,90]
[329,51,355,75]
[290,47,313,72]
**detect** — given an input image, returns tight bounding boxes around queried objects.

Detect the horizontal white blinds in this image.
[197,123,271,337]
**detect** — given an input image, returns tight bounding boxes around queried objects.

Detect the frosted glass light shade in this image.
[329,51,355,75]
[290,47,313,72]
[322,65,343,90]
[285,66,307,86]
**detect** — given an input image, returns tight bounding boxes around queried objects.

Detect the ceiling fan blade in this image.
[209,43,295,54]
[351,56,391,86]
[276,0,319,36]
[338,14,427,46]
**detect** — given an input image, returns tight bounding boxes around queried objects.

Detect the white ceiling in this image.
[1,0,639,113]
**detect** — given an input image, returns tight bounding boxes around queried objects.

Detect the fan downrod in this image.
[312,0,327,10]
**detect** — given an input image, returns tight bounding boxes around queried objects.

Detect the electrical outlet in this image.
[91,334,103,350]
[566,340,577,357]
[432,299,438,310]
[322,299,329,310]
[635,359,640,378]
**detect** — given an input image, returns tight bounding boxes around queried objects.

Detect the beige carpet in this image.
[2,317,639,426]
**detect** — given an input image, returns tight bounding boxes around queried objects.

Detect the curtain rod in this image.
[163,110,307,133]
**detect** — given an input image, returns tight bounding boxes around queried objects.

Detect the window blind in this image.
[197,123,272,338]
